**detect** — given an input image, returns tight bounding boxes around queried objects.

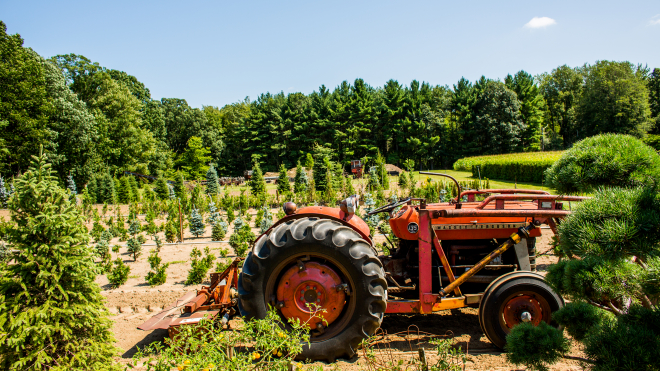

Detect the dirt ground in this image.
[92,205,587,371]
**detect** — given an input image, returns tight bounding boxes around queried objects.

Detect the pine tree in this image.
[294,160,308,193]
[145,250,169,286]
[0,150,119,370]
[207,201,220,225]
[128,218,141,236]
[249,161,266,198]
[206,164,219,195]
[99,172,116,204]
[304,153,314,169]
[375,150,389,190]
[86,176,98,204]
[189,207,205,237]
[117,176,131,203]
[0,176,8,208]
[277,162,290,195]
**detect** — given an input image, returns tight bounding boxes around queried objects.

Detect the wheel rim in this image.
[265,253,356,341]
[500,292,552,332]
[276,261,347,330]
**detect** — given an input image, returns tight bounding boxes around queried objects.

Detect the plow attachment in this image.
[138,258,242,337]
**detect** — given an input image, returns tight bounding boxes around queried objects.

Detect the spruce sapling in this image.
[0,149,120,369]
[66,174,77,203]
[145,250,169,286]
[189,207,205,237]
[206,164,219,195]
[108,258,130,288]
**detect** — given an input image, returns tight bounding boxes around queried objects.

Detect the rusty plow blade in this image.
[137,258,242,337]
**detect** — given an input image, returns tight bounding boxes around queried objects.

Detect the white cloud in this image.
[524,17,557,29]
[650,14,660,26]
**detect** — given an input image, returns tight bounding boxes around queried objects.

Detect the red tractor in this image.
[140,172,586,362]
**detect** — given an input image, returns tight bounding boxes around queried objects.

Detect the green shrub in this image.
[130,309,309,371]
[108,258,130,288]
[544,134,660,194]
[583,306,660,371]
[185,246,215,285]
[211,222,226,241]
[126,237,142,261]
[145,250,169,286]
[453,151,563,183]
[505,322,570,371]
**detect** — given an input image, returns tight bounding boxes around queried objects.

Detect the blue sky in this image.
[2,1,659,108]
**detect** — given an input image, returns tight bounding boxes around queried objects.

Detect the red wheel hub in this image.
[502,294,544,329]
[276,261,346,329]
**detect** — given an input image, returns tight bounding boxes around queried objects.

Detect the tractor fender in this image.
[259,206,372,246]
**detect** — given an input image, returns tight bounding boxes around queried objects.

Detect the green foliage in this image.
[130,309,309,371]
[248,161,266,198]
[552,302,613,341]
[304,153,314,169]
[453,151,563,183]
[554,186,660,261]
[164,219,178,243]
[108,257,130,288]
[276,162,290,194]
[189,207,205,237]
[178,136,211,180]
[126,237,142,261]
[0,150,119,370]
[505,322,571,371]
[583,306,660,371]
[206,163,219,195]
[145,250,169,286]
[185,246,215,285]
[259,206,273,233]
[293,160,308,193]
[154,175,169,200]
[211,220,226,241]
[545,134,660,194]
[128,218,141,236]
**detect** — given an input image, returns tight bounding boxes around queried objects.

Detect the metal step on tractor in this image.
[139,172,587,362]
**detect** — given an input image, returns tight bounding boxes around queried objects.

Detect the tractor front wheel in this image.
[478,272,563,349]
[238,217,387,362]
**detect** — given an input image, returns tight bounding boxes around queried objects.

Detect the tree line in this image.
[1,21,659,187]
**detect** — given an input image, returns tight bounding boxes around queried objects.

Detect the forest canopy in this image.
[1,21,658,186]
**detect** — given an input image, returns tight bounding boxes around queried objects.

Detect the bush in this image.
[185,246,215,285]
[544,134,660,194]
[211,221,226,241]
[453,151,563,183]
[505,322,570,371]
[145,250,169,286]
[130,309,309,371]
[126,237,142,261]
[108,257,130,288]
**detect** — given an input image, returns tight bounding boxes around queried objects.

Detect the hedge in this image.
[452,151,564,183]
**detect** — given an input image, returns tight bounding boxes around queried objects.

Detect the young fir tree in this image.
[211,220,226,241]
[323,165,336,204]
[189,207,205,237]
[277,163,290,195]
[206,164,219,195]
[0,150,120,370]
[0,176,8,208]
[145,249,169,286]
[249,161,266,199]
[168,184,176,200]
[100,172,116,204]
[293,160,308,193]
[86,176,98,204]
[375,150,389,190]
[207,201,220,225]
[304,153,314,170]
[119,176,132,203]
[259,205,273,233]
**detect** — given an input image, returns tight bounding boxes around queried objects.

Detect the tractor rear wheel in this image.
[478,272,563,349]
[238,217,387,362]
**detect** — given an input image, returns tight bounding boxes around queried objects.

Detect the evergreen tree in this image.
[145,250,169,286]
[206,163,219,195]
[86,176,98,204]
[398,172,409,190]
[505,71,545,151]
[174,171,185,198]
[117,176,131,203]
[189,207,205,237]
[375,150,389,190]
[248,161,266,198]
[154,175,169,200]
[128,218,141,236]
[304,153,314,169]
[0,150,119,370]
[66,173,77,202]
[211,221,226,241]
[294,160,308,193]
[99,172,116,204]
[126,237,142,261]
[168,184,176,200]
[207,201,220,225]
[0,176,8,208]
[277,162,290,195]
[129,175,139,202]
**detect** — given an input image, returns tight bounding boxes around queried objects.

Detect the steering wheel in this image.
[367,197,411,215]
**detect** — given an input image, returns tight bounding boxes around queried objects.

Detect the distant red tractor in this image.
[140,172,586,362]
[350,160,363,178]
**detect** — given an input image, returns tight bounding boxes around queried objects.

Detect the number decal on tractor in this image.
[407,222,419,234]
